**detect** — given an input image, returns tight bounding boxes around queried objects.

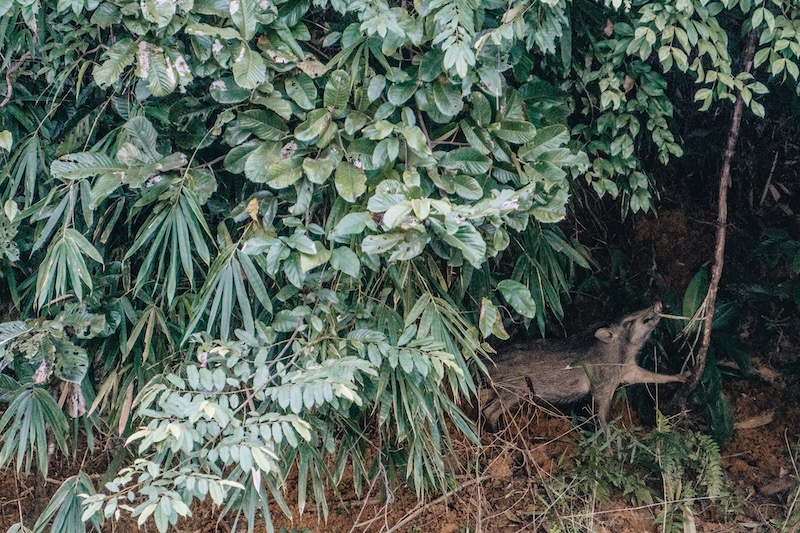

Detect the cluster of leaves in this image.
[0,0,798,529]
[560,416,726,531]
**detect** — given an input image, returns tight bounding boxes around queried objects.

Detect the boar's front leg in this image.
[622,365,689,385]
[591,383,618,425]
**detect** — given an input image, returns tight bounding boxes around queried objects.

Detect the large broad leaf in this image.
[518,124,570,161]
[400,126,432,156]
[54,339,89,384]
[334,162,366,203]
[230,0,257,40]
[51,153,124,181]
[299,242,331,272]
[497,279,537,319]
[302,158,335,184]
[93,38,135,88]
[285,74,317,110]
[232,45,267,89]
[123,116,159,161]
[362,233,405,255]
[294,109,331,142]
[209,76,250,103]
[324,70,350,111]
[479,298,509,340]
[238,110,287,141]
[330,247,360,277]
[387,82,416,106]
[439,147,491,176]
[452,174,483,200]
[141,0,175,27]
[267,157,303,189]
[137,43,177,96]
[244,142,280,183]
[432,81,463,117]
[492,120,537,144]
[437,221,486,267]
[683,268,709,320]
[470,91,492,127]
[329,211,372,238]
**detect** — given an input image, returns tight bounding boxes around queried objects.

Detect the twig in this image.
[1,52,31,107]
[416,108,432,149]
[758,151,780,208]
[384,475,496,533]
[685,30,757,396]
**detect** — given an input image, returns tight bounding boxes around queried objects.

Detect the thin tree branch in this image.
[686,30,757,394]
[1,52,31,107]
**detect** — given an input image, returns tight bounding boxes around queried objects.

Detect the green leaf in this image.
[185,23,241,40]
[4,199,18,222]
[683,268,709,319]
[492,120,537,144]
[267,158,303,189]
[50,153,124,181]
[294,109,331,142]
[324,70,351,111]
[367,75,386,102]
[470,92,492,127]
[443,222,486,267]
[400,126,432,156]
[387,82,416,106]
[210,77,250,104]
[361,233,405,255]
[93,38,135,88]
[302,158,335,184]
[0,130,11,152]
[232,45,267,90]
[330,211,372,237]
[137,43,177,96]
[299,242,331,272]
[238,110,286,141]
[54,340,89,384]
[334,162,367,203]
[497,279,537,319]
[440,147,491,175]
[452,174,483,200]
[479,297,508,340]
[432,81,463,116]
[285,74,317,110]
[141,0,175,27]
[330,247,360,277]
[230,0,257,40]
[244,142,280,183]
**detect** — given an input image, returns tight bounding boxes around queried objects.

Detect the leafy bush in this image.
[0,0,799,530]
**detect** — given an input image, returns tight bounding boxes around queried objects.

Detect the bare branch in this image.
[1,52,32,107]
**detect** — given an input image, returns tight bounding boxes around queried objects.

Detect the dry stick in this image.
[686,30,757,395]
[384,475,496,533]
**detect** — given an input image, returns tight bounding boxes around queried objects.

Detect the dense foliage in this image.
[0,0,798,529]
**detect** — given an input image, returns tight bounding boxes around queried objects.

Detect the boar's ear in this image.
[594,327,615,343]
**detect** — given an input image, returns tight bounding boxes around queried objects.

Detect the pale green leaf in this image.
[334,162,366,203]
[232,45,267,90]
[497,279,537,319]
[324,70,351,111]
[330,247,360,277]
[93,38,136,89]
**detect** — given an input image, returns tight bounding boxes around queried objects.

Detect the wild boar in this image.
[481,302,687,428]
